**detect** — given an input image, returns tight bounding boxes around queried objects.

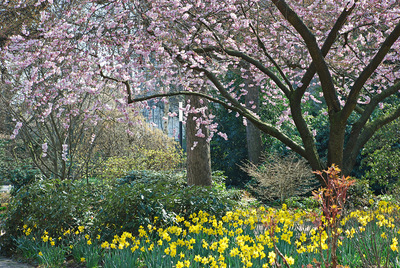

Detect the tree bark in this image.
[186,94,212,186]
[245,84,262,164]
[163,99,169,135]
[327,113,346,170]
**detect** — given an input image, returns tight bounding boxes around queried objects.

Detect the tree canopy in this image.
[1,0,400,183]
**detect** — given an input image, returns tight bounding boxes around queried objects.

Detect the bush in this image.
[81,112,185,180]
[285,196,319,210]
[360,120,400,192]
[242,153,317,202]
[95,170,238,240]
[117,169,185,185]
[2,170,239,251]
[99,145,184,180]
[346,178,374,209]
[1,179,105,253]
[8,165,41,195]
[94,179,177,240]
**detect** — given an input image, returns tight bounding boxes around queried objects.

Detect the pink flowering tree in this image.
[1,67,109,180]
[1,0,400,185]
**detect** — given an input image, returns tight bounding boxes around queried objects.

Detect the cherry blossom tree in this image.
[0,0,48,48]
[1,0,400,185]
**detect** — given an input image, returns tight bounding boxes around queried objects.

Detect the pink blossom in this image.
[312,129,317,137]
[42,143,48,157]
[61,144,68,161]
[190,141,198,151]
[10,122,23,139]
[218,132,228,140]
[195,129,205,138]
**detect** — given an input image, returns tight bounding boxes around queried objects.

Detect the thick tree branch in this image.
[287,5,356,173]
[271,0,340,113]
[223,48,291,97]
[191,46,291,98]
[342,21,400,119]
[343,81,400,164]
[200,65,309,165]
[132,86,307,160]
[295,4,356,98]
[132,91,238,112]
[343,101,400,174]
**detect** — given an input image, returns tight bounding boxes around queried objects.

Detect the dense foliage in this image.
[1,170,239,253]
[99,145,184,180]
[5,166,400,268]
[361,120,400,193]
[210,102,249,186]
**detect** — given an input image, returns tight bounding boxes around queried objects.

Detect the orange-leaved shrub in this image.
[312,165,355,268]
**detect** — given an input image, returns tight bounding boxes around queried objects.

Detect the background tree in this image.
[185,87,212,186]
[1,0,400,186]
[0,0,48,48]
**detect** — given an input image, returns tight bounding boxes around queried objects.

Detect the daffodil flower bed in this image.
[10,166,400,267]
[14,199,400,268]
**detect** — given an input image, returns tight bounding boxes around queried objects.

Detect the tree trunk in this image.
[245,84,262,164]
[186,94,212,186]
[327,113,346,170]
[163,99,169,135]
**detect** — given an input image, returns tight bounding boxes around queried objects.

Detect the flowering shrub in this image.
[14,199,400,268]
[7,166,400,267]
[1,171,237,253]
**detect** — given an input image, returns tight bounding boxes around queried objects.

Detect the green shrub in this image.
[116,170,186,185]
[285,196,319,210]
[95,170,237,240]
[94,180,177,240]
[346,178,374,209]
[99,145,184,181]
[360,120,400,192]
[8,165,40,195]
[2,170,239,252]
[1,179,104,252]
